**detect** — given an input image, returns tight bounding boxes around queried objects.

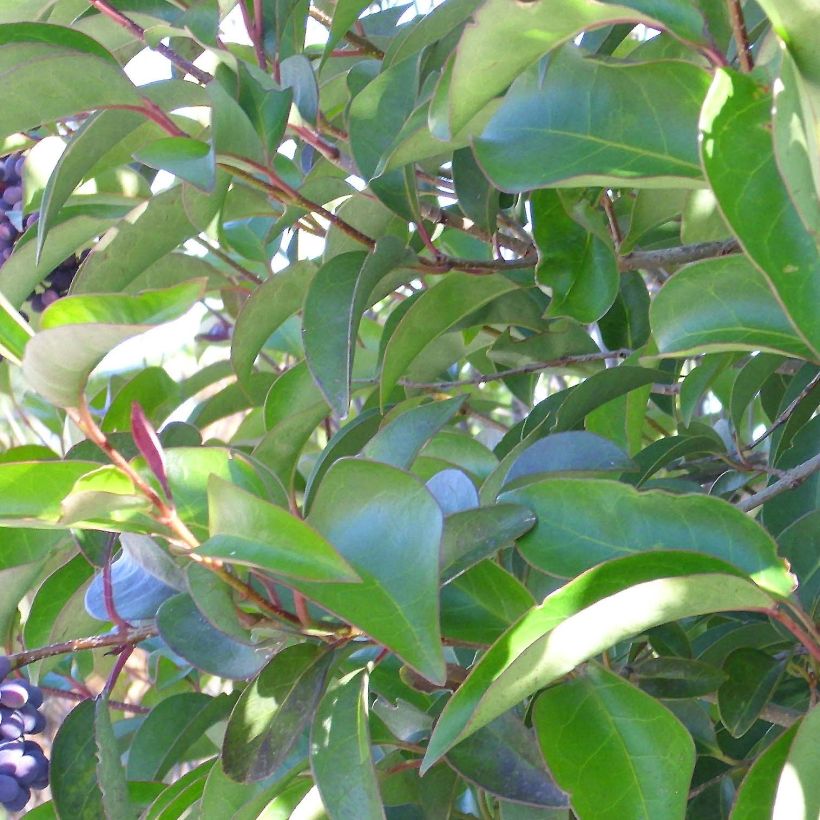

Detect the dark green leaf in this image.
[500,478,794,594]
[222,643,335,783]
[447,712,568,808]
[95,695,134,820]
[717,648,786,738]
[630,657,726,699]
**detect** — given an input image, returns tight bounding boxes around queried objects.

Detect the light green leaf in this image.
[0,288,32,364]
[0,23,140,141]
[23,281,205,406]
[380,272,519,404]
[650,256,816,360]
[222,643,335,783]
[699,69,820,358]
[474,49,710,191]
[533,663,694,820]
[310,669,385,820]
[757,0,820,89]
[422,552,773,768]
[201,475,360,583]
[72,179,227,294]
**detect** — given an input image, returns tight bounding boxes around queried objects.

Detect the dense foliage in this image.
[0,0,817,817]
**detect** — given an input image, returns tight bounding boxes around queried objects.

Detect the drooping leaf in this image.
[222,643,335,783]
[231,261,316,383]
[127,693,234,781]
[422,552,773,768]
[310,669,385,819]
[303,238,411,415]
[533,663,694,820]
[94,695,134,820]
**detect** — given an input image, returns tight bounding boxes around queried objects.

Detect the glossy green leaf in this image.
[143,760,215,820]
[443,0,709,134]
[23,281,204,406]
[501,478,794,594]
[422,552,773,768]
[291,458,446,684]
[380,272,519,404]
[201,475,359,582]
[231,261,316,383]
[773,705,820,819]
[157,593,274,680]
[757,0,820,94]
[363,396,467,469]
[187,563,251,642]
[222,643,335,783]
[729,353,785,432]
[441,504,536,583]
[717,648,786,738]
[533,663,694,820]
[699,69,820,358]
[127,693,233,781]
[475,49,710,192]
[650,256,816,359]
[0,23,140,141]
[452,147,499,234]
[311,669,385,819]
[447,712,568,808]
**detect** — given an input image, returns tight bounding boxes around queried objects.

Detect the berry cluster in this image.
[0,657,48,813]
[0,152,85,313]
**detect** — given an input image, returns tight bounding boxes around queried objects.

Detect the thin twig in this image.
[600,191,622,250]
[737,453,820,512]
[40,686,150,715]
[618,239,740,272]
[768,606,820,664]
[726,0,754,71]
[88,0,213,84]
[382,350,633,390]
[191,237,264,285]
[747,370,820,450]
[8,626,157,669]
[308,6,385,59]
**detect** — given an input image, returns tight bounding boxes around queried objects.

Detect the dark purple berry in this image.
[0,773,20,803]
[17,681,42,710]
[29,293,45,313]
[24,212,38,229]
[3,784,30,812]
[0,657,9,681]
[0,682,28,709]
[2,186,21,206]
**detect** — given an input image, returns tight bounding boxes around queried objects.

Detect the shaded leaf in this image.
[222,643,335,783]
